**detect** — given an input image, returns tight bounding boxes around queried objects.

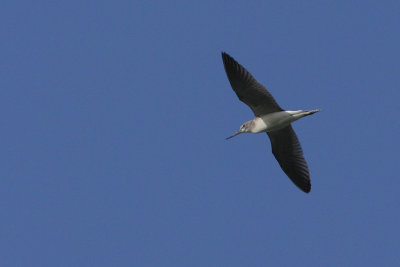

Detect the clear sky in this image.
[1,1,399,266]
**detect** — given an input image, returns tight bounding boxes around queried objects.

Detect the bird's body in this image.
[222,52,320,193]
[249,110,320,133]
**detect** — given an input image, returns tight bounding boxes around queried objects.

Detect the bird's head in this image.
[226,120,253,140]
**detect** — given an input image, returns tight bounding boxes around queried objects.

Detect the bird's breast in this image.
[251,117,268,133]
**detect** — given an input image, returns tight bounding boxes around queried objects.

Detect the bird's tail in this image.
[304,109,321,116]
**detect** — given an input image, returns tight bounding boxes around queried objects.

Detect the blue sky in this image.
[1,1,399,266]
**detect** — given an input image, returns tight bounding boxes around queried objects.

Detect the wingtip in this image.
[221,51,229,60]
[301,182,311,193]
[221,52,238,70]
[221,51,233,60]
[298,184,311,193]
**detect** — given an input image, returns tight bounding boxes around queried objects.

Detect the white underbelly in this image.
[253,111,302,133]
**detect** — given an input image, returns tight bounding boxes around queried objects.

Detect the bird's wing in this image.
[267,126,311,193]
[222,52,283,116]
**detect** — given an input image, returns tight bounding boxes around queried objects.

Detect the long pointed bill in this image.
[226,130,242,140]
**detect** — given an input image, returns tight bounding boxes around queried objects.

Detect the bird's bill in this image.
[226,130,242,140]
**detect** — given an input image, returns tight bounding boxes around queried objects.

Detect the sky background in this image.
[1,1,400,266]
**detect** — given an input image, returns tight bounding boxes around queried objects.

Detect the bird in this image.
[222,52,320,193]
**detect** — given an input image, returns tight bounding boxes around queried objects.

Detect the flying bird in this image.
[222,52,320,193]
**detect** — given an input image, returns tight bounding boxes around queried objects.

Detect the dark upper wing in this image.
[222,52,283,116]
[267,126,311,193]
